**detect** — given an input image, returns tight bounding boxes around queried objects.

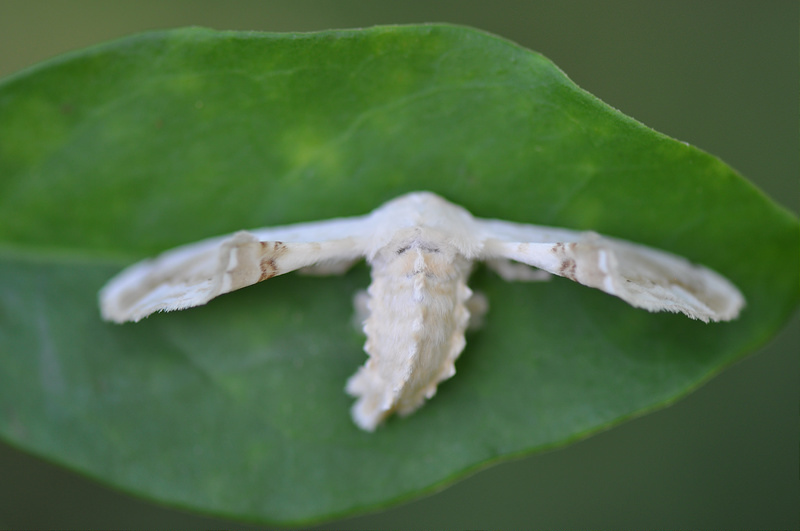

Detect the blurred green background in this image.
[0,1,797,528]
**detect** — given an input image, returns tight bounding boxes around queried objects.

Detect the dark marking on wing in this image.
[551,242,578,280]
[559,259,577,280]
[259,241,289,281]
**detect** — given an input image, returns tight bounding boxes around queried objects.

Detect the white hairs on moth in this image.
[99,192,745,431]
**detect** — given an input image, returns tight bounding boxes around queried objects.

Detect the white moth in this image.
[99,191,744,431]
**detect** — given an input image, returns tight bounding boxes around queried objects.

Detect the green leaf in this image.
[0,25,797,524]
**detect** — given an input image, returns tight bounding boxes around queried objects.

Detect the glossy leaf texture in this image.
[0,25,797,524]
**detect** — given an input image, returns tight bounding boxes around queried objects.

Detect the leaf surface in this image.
[0,25,797,523]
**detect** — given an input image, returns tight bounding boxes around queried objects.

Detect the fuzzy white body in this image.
[99,192,745,431]
[347,231,474,430]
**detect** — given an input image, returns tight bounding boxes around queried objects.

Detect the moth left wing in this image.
[100,217,371,323]
[476,219,744,322]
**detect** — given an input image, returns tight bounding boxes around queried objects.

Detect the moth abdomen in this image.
[346,248,473,430]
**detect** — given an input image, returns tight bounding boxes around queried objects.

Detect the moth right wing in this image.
[99,216,372,323]
[476,218,745,323]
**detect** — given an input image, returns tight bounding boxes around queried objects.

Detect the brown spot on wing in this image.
[260,259,278,281]
[550,242,577,254]
[259,241,289,281]
[551,242,578,280]
[559,258,577,280]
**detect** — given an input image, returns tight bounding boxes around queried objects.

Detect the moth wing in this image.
[99,217,371,323]
[477,219,745,322]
